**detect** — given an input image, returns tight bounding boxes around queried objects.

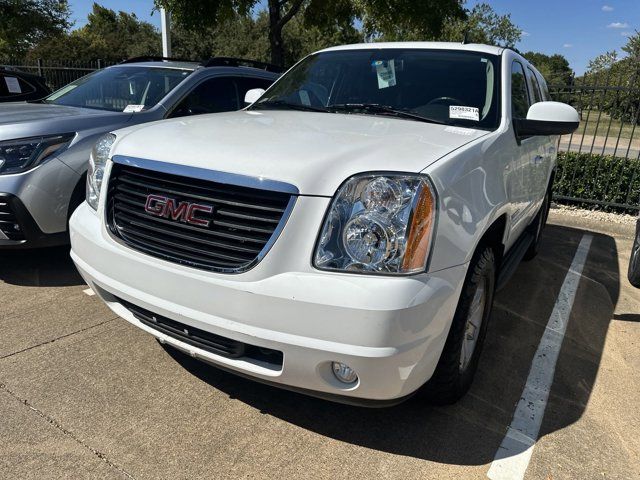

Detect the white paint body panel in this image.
[110,110,489,196]
[71,201,466,400]
[71,43,563,402]
[319,41,505,56]
[527,101,580,123]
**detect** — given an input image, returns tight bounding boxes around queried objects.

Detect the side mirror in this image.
[515,101,580,137]
[244,88,265,105]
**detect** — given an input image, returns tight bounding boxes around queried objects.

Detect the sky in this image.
[68,0,640,74]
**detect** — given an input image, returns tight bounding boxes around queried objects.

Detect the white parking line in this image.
[487,234,593,480]
[83,288,95,296]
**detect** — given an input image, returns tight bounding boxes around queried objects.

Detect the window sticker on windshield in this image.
[373,60,396,89]
[4,76,21,94]
[123,104,145,113]
[299,90,311,106]
[450,106,479,121]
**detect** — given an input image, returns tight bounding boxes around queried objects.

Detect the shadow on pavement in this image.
[163,223,619,466]
[0,246,84,287]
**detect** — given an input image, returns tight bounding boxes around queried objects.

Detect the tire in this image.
[628,219,640,288]
[67,174,87,224]
[523,188,551,261]
[421,246,496,405]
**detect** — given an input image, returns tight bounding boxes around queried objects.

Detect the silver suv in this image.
[0,57,278,248]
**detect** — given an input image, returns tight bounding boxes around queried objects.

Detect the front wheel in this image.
[421,247,496,404]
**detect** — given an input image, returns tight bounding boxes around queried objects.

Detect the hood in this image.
[0,102,131,140]
[113,110,489,196]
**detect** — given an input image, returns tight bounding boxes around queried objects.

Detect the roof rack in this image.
[203,57,283,73]
[119,56,198,64]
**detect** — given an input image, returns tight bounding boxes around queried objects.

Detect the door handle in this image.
[531,155,544,165]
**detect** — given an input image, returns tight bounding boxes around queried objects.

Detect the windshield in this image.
[252,49,500,129]
[45,66,192,112]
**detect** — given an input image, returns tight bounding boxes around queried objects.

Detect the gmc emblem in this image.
[144,194,213,227]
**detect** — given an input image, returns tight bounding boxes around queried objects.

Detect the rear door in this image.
[525,67,554,211]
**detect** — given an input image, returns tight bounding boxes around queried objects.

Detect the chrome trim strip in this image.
[106,156,298,275]
[111,155,299,195]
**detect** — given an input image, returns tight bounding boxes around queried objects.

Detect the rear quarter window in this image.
[526,67,543,104]
[0,74,36,97]
[537,73,551,101]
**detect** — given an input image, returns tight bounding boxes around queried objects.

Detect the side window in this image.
[511,61,530,119]
[527,68,542,104]
[0,74,35,97]
[537,73,551,101]
[235,77,273,103]
[170,77,239,118]
[17,77,36,94]
[0,74,8,96]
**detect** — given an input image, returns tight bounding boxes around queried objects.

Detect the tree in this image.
[579,31,640,125]
[79,3,161,59]
[621,29,640,60]
[356,0,465,42]
[171,10,361,66]
[0,0,71,58]
[522,51,573,85]
[28,3,161,62]
[587,51,618,73]
[155,0,466,67]
[439,2,521,46]
[171,16,268,62]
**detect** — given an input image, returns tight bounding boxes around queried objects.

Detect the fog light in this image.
[332,362,358,384]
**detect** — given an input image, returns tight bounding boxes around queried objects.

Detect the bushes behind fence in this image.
[554,151,640,211]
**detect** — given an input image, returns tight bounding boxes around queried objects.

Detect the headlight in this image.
[314,174,437,275]
[0,134,74,175]
[86,133,116,210]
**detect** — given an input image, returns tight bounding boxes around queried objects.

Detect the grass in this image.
[576,110,638,139]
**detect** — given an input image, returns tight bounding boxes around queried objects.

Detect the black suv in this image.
[0,68,51,102]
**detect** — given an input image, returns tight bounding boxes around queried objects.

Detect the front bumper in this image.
[0,193,68,248]
[0,158,81,248]
[70,200,467,404]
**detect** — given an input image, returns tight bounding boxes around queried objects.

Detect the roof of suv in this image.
[319,42,505,56]
[117,60,201,70]
[115,57,283,74]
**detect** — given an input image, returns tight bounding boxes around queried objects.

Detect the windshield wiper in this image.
[327,103,448,125]
[252,99,329,113]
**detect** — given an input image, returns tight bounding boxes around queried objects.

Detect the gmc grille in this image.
[106,163,294,272]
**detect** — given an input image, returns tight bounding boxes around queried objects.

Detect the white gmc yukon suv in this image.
[70,43,579,406]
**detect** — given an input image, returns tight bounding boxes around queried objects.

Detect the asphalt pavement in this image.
[0,211,638,479]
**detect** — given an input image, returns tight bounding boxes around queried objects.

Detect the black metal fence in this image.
[549,61,640,212]
[0,58,115,91]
